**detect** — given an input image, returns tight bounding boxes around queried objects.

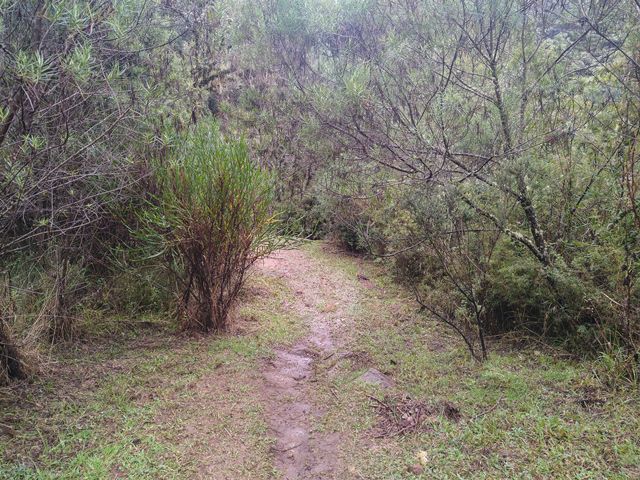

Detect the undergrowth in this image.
[305,242,640,480]
[0,270,302,479]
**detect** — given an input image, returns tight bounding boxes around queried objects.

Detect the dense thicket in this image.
[1,0,638,382]
[0,0,268,382]
[226,0,639,369]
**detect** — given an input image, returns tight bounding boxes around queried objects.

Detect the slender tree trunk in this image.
[490,61,551,267]
[0,268,25,383]
[0,316,24,384]
[49,248,71,342]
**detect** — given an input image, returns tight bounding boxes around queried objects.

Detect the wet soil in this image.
[257,248,357,480]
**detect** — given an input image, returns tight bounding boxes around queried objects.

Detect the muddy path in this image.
[257,247,358,480]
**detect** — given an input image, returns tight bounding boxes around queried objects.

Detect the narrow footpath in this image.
[258,248,358,479]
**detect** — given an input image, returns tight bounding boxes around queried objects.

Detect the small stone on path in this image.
[358,368,394,388]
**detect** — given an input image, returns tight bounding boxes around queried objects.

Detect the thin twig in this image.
[471,396,503,421]
[274,442,303,453]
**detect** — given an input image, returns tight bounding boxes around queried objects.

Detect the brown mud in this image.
[257,248,357,480]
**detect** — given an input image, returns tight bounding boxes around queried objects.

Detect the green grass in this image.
[2,242,639,479]
[304,242,640,480]
[0,270,303,480]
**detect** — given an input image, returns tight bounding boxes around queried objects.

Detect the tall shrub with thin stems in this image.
[141,124,280,332]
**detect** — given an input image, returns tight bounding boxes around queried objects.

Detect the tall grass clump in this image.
[141,123,280,332]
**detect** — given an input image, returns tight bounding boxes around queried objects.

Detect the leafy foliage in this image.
[140,124,279,332]
[235,0,640,369]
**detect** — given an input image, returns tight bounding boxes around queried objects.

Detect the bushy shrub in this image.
[96,261,173,315]
[481,239,630,351]
[0,249,90,343]
[329,179,637,361]
[140,123,280,332]
[330,197,375,254]
[279,194,330,239]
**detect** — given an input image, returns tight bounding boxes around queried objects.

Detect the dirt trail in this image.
[257,248,358,480]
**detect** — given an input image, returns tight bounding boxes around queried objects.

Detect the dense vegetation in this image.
[0,0,278,381]
[1,0,638,385]
[0,2,639,477]
[236,0,640,370]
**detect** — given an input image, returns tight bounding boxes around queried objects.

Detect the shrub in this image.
[279,194,330,239]
[0,249,89,345]
[329,196,376,254]
[140,124,280,332]
[96,261,173,315]
[482,240,623,351]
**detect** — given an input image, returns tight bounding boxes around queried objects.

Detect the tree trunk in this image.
[0,318,25,384]
[491,61,551,267]
[49,249,72,342]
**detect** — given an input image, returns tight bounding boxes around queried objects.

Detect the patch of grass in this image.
[307,242,640,480]
[0,269,304,479]
[0,342,188,479]
[4,242,638,479]
[235,272,306,349]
